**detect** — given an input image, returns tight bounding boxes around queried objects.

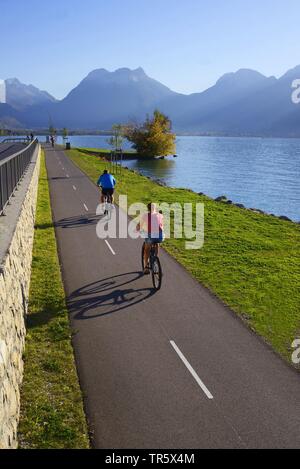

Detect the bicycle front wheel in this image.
[151,256,162,290]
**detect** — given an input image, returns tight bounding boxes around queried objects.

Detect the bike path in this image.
[0,142,26,161]
[45,145,300,449]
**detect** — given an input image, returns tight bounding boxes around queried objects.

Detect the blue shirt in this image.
[97,173,116,189]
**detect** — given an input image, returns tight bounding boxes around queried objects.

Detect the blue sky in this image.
[1,0,299,99]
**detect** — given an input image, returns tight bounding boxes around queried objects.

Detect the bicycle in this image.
[141,242,163,290]
[98,187,113,216]
[103,193,113,216]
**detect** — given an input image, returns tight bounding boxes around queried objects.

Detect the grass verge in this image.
[18,150,89,448]
[67,148,300,367]
[76,147,137,158]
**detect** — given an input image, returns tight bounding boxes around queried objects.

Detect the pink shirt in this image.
[140,211,163,237]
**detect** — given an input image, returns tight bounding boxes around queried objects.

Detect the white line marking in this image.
[73,185,76,191]
[105,240,116,255]
[170,340,213,399]
[66,174,69,178]
[83,203,89,212]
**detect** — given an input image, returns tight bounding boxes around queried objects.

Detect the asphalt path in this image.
[45,145,300,449]
[0,142,26,161]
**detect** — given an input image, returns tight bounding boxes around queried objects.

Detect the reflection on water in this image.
[129,157,176,179]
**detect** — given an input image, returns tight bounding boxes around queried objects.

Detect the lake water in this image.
[2,135,300,221]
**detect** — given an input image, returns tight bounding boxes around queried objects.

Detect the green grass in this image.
[67,148,300,366]
[75,147,137,157]
[18,150,90,449]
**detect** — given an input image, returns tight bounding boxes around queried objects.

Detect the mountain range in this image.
[1,66,300,136]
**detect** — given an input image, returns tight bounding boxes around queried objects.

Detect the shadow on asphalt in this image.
[35,214,100,230]
[50,175,86,180]
[56,214,100,229]
[68,271,156,319]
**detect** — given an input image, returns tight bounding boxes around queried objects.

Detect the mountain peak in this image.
[280,64,300,80]
[85,68,109,79]
[4,78,56,110]
[81,67,150,88]
[114,67,145,75]
[217,68,267,86]
[6,78,21,85]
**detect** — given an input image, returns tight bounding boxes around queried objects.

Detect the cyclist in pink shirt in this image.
[136,203,164,274]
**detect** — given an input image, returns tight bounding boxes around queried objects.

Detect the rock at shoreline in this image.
[249,208,265,214]
[215,195,227,202]
[279,215,292,222]
[235,203,245,208]
[153,178,167,186]
[226,200,233,205]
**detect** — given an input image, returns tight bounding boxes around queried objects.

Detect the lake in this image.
[2,135,300,221]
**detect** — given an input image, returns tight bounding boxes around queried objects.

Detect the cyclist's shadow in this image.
[68,271,156,320]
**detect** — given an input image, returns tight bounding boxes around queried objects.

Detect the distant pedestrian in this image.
[30,132,34,141]
[50,135,54,147]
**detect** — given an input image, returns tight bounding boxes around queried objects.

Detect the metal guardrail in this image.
[0,138,38,215]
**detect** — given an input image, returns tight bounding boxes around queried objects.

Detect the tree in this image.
[108,124,125,150]
[125,110,176,157]
[62,127,69,139]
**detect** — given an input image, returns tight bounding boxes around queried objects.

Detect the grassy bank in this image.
[67,148,300,366]
[76,147,137,159]
[18,150,89,448]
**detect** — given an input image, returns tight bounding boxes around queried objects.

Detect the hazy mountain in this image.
[43,67,178,129]
[158,67,300,136]
[1,66,300,136]
[5,78,56,110]
[0,103,25,128]
[159,69,277,132]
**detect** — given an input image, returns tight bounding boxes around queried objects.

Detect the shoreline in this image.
[73,147,300,223]
[3,131,300,140]
[141,173,299,224]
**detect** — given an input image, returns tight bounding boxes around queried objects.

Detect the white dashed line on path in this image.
[105,240,116,256]
[170,340,214,400]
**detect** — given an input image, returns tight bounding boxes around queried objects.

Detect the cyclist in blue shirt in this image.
[97,170,116,204]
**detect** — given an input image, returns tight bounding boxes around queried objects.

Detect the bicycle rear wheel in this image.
[151,256,162,290]
[141,243,145,271]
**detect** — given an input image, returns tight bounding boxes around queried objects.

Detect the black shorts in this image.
[101,188,114,196]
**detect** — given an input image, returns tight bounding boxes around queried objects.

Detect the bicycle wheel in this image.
[141,243,145,271]
[104,196,108,215]
[151,256,162,290]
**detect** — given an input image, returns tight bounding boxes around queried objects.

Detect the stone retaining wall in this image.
[0,146,40,448]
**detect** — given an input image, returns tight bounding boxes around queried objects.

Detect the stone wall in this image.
[0,146,40,448]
